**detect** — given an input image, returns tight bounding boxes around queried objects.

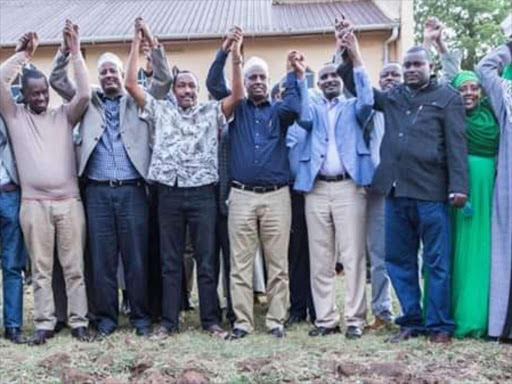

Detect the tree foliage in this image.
[414,0,510,69]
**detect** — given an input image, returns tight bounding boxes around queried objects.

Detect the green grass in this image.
[0,277,511,383]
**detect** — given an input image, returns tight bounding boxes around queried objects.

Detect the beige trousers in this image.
[305,180,367,329]
[228,186,291,332]
[20,198,88,330]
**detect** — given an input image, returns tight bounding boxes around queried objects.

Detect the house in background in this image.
[0,0,413,103]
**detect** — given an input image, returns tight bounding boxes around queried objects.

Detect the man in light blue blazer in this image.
[293,32,374,339]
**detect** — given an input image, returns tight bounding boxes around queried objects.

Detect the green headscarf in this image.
[451,71,500,157]
[503,64,512,81]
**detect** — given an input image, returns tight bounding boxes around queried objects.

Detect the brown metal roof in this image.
[0,0,396,47]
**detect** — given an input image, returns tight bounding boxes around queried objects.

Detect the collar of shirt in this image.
[322,96,341,110]
[98,89,124,102]
[247,98,271,108]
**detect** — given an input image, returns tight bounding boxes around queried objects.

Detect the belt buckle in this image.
[253,186,265,193]
[109,179,120,188]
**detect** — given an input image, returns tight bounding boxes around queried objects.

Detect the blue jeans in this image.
[385,197,454,334]
[85,183,151,332]
[1,190,26,329]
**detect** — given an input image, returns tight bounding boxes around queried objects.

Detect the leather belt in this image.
[317,173,351,182]
[87,178,144,188]
[231,181,288,194]
[0,183,18,192]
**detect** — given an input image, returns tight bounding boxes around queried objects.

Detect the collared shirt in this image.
[320,97,346,176]
[87,94,140,181]
[141,92,226,187]
[206,50,300,186]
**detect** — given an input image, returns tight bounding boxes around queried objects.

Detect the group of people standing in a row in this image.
[0,13,511,346]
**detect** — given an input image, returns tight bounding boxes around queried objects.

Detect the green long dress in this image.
[450,96,499,339]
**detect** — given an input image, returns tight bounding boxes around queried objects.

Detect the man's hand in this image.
[222,26,242,53]
[64,20,80,55]
[134,17,145,43]
[136,18,156,49]
[15,32,39,57]
[423,17,447,53]
[341,32,362,67]
[231,27,244,63]
[288,50,306,80]
[334,15,353,51]
[449,193,467,208]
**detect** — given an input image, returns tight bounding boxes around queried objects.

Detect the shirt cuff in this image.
[353,66,366,73]
[216,49,229,62]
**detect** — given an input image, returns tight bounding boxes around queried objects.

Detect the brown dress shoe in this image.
[430,332,451,344]
[366,316,387,330]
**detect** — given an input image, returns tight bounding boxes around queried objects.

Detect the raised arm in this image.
[62,21,91,126]
[423,17,460,84]
[476,42,512,117]
[220,27,244,118]
[206,29,239,100]
[277,51,303,129]
[125,18,147,108]
[342,32,374,126]
[49,23,77,102]
[0,33,38,119]
[137,21,172,99]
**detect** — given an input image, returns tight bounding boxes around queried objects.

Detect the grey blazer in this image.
[49,46,172,179]
[0,115,19,185]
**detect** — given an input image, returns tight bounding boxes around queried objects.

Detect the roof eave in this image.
[0,23,400,48]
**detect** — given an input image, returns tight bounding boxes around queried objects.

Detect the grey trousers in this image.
[366,193,393,317]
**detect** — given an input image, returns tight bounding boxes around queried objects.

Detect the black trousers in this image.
[158,183,221,330]
[288,191,316,321]
[86,183,151,332]
[215,213,235,323]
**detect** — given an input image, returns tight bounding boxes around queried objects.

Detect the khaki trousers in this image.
[20,198,88,330]
[305,180,367,329]
[228,186,291,332]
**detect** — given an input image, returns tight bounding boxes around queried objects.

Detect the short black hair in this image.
[173,70,198,89]
[404,46,432,62]
[21,66,48,93]
[270,83,280,101]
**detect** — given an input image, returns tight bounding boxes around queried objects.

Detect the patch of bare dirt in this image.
[176,369,211,384]
[38,352,71,375]
[236,357,273,372]
[61,367,95,384]
[129,354,154,379]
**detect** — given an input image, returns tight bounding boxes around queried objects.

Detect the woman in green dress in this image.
[449,71,499,338]
[423,18,500,338]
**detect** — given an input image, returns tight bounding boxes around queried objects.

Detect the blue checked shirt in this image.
[87,94,140,180]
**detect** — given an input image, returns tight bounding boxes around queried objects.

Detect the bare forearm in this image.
[125,40,145,107]
[72,51,90,101]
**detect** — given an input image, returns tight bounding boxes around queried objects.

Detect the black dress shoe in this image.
[54,321,67,334]
[228,328,248,340]
[345,326,363,340]
[28,330,55,346]
[4,327,26,344]
[308,326,341,337]
[135,326,152,337]
[71,327,91,342]
[285,315,306,327]
[385,328,420,344]
[269,327,285,338]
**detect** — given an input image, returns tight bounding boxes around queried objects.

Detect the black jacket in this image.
[338,64,468,202]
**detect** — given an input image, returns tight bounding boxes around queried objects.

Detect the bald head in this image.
[379,62,403,91]
[317,63,342,100]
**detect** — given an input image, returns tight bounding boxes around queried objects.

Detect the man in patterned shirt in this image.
[125,19,244,338]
